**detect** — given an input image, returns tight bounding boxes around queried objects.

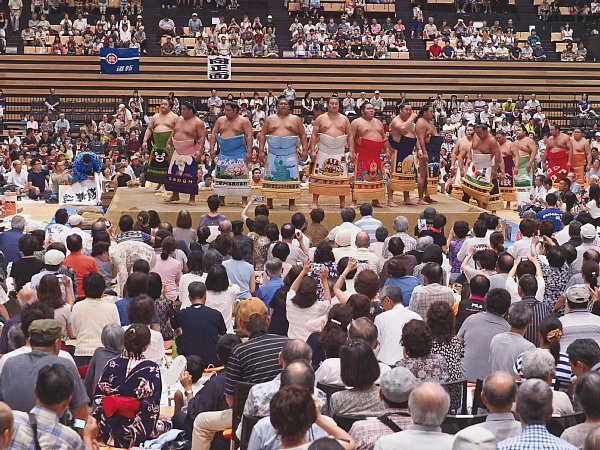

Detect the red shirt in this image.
[429,44,442,58]
[64,251,99,298]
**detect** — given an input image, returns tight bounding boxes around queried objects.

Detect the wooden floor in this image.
[2,56,600,100]
[105,186,485,234]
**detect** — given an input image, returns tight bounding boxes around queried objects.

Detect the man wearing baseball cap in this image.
[350,367,417,449]
[192,298,288,450]
[573,223,600,272]
[0,320,89,419]
[560,284,600,351]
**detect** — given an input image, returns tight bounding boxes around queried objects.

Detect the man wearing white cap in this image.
[453,427,497,450]
[30,249,75,303]
[188,12,202,35]
[350,366,417,450]
[65,214,92,254]
[572,223,600,273]
[559,284,600,352]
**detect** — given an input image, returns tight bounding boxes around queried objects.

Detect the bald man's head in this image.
[17,288,37,308]
[408,382,450,427]
[280,339,312,366]
[355,232,370,249]
[482,371,517,413]
[218,220,232,234]
[280,360,315,391]
[0,402,13,449]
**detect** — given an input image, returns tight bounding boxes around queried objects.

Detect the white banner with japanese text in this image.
[207,55,232,81]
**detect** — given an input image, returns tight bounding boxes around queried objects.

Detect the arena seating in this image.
[3,55,600,100]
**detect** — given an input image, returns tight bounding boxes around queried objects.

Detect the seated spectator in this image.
[93,324,171,447]
[8,364,96,449]
[126,294,165,364]
[567,338,600,377]
[174,36,187,56]
[498,379,576,450]
[161,36,175,56]
[269,385,354,450]
[561,371,600,448]
[329,340,384,417]
[0,319,88,418]
[349,366,417,449]
[532,42,547,61]
[159,15,175,37]
[521,349,574,415]
[395,319,450,382]
[442,40,455,59]
[72,273,119,367]
[374,382,453,450]
[460,372,521,442]
[83,323,124,398]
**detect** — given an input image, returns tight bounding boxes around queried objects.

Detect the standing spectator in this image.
[490,303,535,374]
[151,236,181,303]
[8,0,23,31]
[455,275,490,331]
[458,288,511,381]
[375,285,422,366]
[408,263,454,319]
[257,258,284,307]
[172,282,226,367]
[382,216,416,258]
[205,264,239,333]
[560,284,600,351]
[427,301,464,384]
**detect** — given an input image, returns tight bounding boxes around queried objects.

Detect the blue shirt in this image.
[499,423,577,450]
[535,208,563,231]
[257,276,284,308]
[0,227,24,270]
[116,296,159,326]
[383,275,421,307]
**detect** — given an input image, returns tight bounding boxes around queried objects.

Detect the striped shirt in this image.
[514,350,574,385]
[224,333,288,396]
[518,297,552,344]
[355,215,383,244]
[114,230,152,243]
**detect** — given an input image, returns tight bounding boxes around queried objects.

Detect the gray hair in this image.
[101,323,125,354]
[521,348,556,380]
[516,378,553,424]
[11,215,26,231]
[482,371,517,410]
[281,360,315,391]
[408,381,450,426]
[281,339,312,365]
[265,258,283,277]
[348,318,378,348]
[202,249,223,273]
[507,302,533,329]
[380,285,403,304]
[576,371,600,418]
[416,236,434,251]
[393,216,409,232]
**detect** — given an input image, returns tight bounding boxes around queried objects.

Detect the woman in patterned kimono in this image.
[93,323,171,448]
